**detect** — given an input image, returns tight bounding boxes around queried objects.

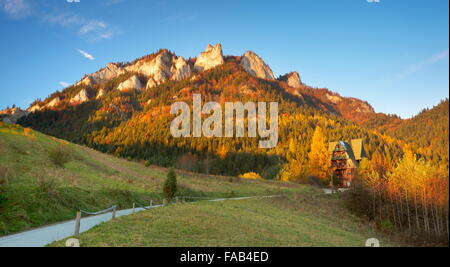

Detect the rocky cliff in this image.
[279,71,302,88]
[70,89,90,104]
[117,75,143,91]
[194,44,224,72]
[240,51,275,80]
[0,107,29,124]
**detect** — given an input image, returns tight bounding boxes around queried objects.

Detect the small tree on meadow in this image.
[163,168,177,201]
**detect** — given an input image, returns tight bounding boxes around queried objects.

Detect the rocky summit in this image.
[194,44,224,72]
[240,51,275,80]
[279,72,302,88]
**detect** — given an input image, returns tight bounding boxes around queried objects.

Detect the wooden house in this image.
[328,139,364,188]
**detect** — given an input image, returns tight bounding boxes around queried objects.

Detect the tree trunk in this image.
[414,193,420,231]
[405,189,411,231]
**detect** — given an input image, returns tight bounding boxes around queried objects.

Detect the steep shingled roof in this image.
[328,139,364,161]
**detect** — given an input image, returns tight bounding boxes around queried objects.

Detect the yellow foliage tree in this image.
[307,126,331,180]
[279,159,305,182]
[217,144,229,159]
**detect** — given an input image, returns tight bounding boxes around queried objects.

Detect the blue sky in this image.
[0,0,448,118]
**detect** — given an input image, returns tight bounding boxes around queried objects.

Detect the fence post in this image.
[150,200,153,207]
[112,207,116,219]
[132,203,135,213]
[74,211,81,236]
[176,197,178,203]
[163,199,167,206]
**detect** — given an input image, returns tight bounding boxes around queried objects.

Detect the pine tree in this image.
[307,126,331,180]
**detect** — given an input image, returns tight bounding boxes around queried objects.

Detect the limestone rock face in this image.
[279,72,302,88]
[117,75,143,91]
[240,51,275,80]
[0,108,29,124]
[77,76,94,87]
[194,44,224,72]
[73,50,193,90]
[125,51,192,88]
[96,89,105,99]
[126,51,172,82]
[92,63,122,83]
[28,104,41,112]
[146,78,157,89]
[46,97,61,108]
[70,89,90,104]
[355,101,374,113]
[76,63,123,86]
[325,93,342,104]
[172,56,192,80]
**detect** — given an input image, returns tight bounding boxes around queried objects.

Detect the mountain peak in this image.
[194,43,224,72]
[240,51,275,80]
[279,71,302,88]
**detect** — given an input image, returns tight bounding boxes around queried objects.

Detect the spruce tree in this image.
[163,168,177,201]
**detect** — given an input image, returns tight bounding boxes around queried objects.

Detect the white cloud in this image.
[367,0,380,3]
[43,13,84,27]
[2,1,119,41]
[395,50,449,80]
[77,49,95,61]
[0,0,31,18]
[59,81,70,88]
[44,13,116,41]
[79,20,107,35]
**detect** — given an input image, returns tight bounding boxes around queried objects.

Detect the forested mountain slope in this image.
[388,99,449,166]
[15,44,444,180]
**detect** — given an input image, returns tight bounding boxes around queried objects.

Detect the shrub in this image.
[38,177,59,197]
[163,168,177,201]
[145,160,151,167]
[49,144,72,167]
[239,172,262,179]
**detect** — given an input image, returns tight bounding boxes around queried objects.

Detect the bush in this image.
[49,144,72,167]
[145,160,151,167]
[38,177,58,197]
[163,168,177,201]
[239,172,262,179]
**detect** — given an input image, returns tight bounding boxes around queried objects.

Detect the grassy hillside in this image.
[50,194,398,247]
[0,122,306,236]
